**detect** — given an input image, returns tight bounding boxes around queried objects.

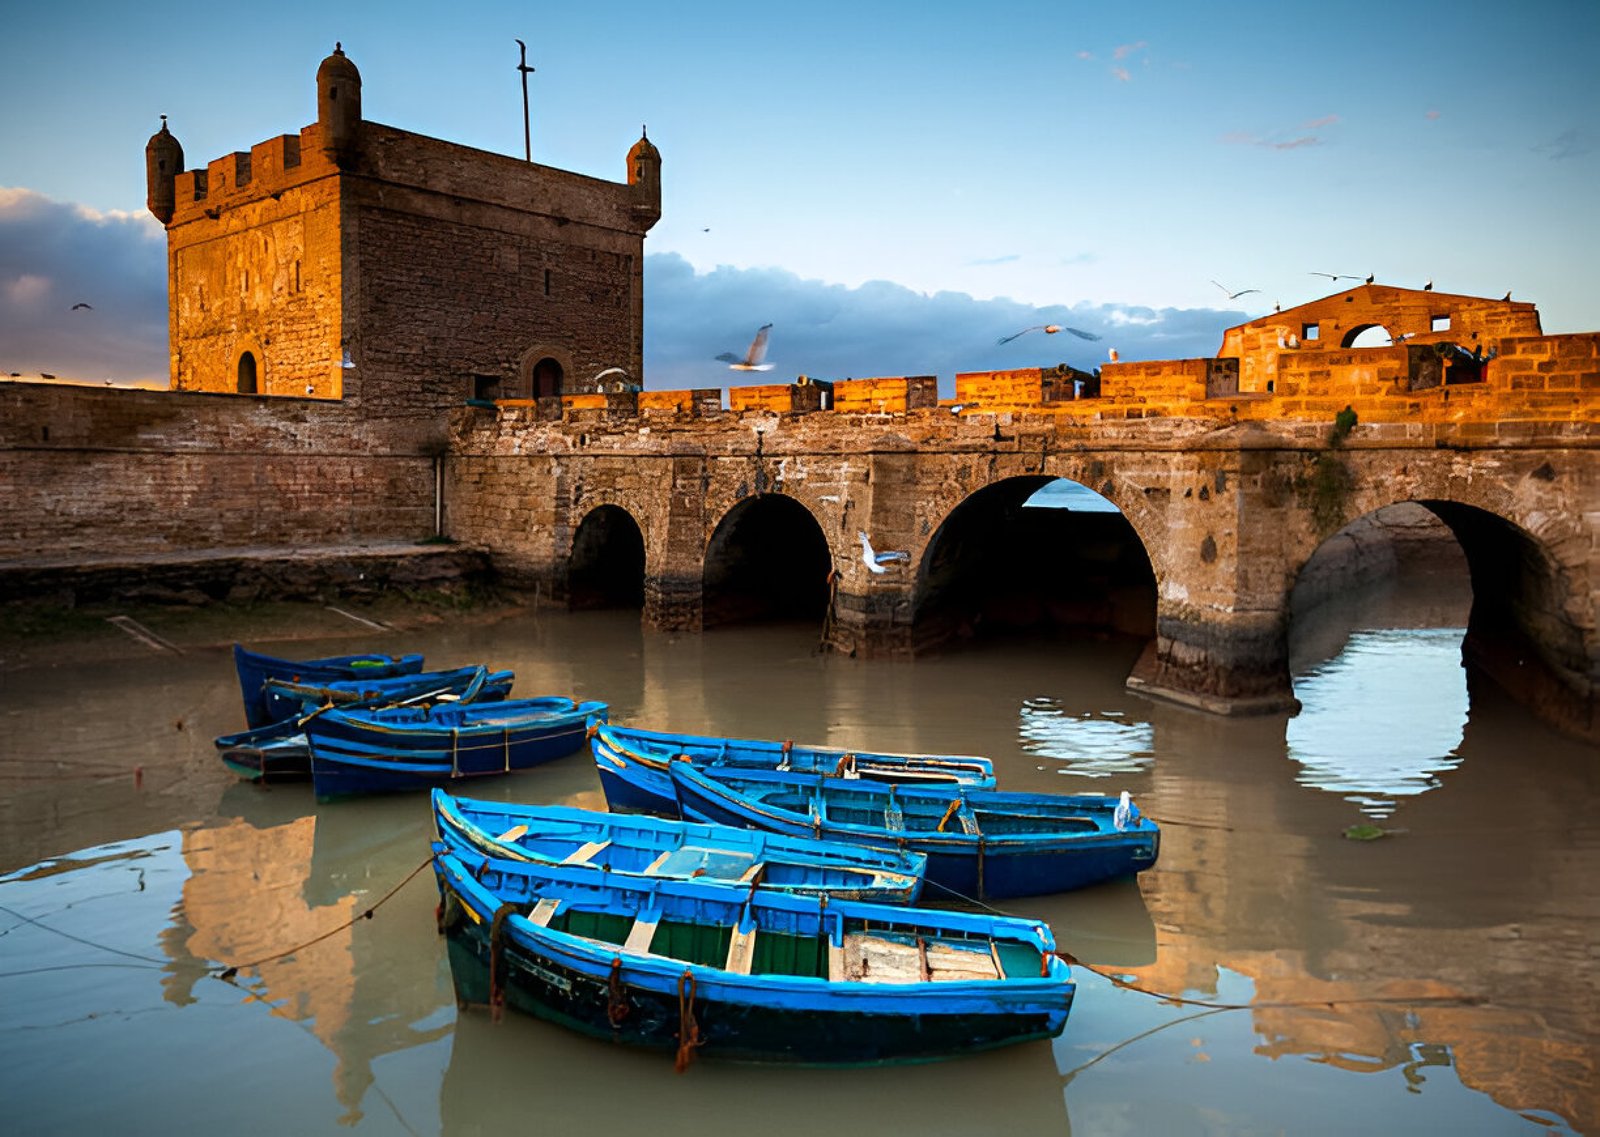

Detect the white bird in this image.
[340,349,355,369]
[858,531,909,575]
[1211,280,1260,300]
[997,323,1101,345]
[716,324,774,371]
[1113,790,1135,831]
[1107,348,1119,363]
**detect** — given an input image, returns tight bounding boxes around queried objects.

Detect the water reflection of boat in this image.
[442,1002,1069,1130]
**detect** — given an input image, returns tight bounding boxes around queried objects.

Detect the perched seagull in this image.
[1211,280,1260,300]
[858,531,909,575]
[1107,348,1119,363]
[716,324,774,371]
[71,302,92,310]
[1365,273,1375,284]
[997,323,1101,345]
[1502,291,1512,302]
[1423,279,1434,291]
[1113,790,1135,831]
[340,349,356,369]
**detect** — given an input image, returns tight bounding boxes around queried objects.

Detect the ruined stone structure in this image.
[145,45,659,428]
[3,49,1596,746]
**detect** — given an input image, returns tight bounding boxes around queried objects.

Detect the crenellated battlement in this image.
[170,126,330,224]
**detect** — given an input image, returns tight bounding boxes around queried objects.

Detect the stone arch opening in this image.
[237,351,258,394]
[1343,323,1395,348]
[518,345,575,401]
[703,494,831,628]
[914,476,1156,652]
[1289,499,1592,745]
[568,505,645,611]
[1286,503,1473,816]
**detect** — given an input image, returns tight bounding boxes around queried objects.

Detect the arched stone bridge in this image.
[445,355,1597,745]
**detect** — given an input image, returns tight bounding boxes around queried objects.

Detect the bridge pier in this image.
[1126,606,1301,716]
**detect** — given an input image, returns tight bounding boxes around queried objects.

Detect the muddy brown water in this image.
[1,578,1594,1135]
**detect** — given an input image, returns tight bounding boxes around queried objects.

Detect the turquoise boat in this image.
[433,846,1074,1066]
[589,721,996,818]
[669,764,1160,900]
[432,790,928,903]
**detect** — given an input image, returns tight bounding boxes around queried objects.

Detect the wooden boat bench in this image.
[830,932,1003,984]
[624,913,660,953]
[725,923,758,974]
[561,840,611,865]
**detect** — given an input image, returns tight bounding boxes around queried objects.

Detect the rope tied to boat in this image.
[833,753,858,778]
[675,970,703,1073]
[213,854,433,980]
[607,956,631,1027]
[488,902,518,1023]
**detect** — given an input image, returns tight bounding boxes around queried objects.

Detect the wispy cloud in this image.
[965,254,1021,267]
[1535,128,1594,161]
[1425,109,1441,121]
[1223,113,1337,151]
[1112,41,1148,60]
[1111,66,1131,82]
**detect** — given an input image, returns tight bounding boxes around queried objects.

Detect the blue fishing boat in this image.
[589,721,996,818]
[433,846,1073,1066]
[216,665,516,783]
[233,643,424,728]
[257,663,514,727]
[305,697,608,800]
[432,790,927,903]
[669,764,1159,900]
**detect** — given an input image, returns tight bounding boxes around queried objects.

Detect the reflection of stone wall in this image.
[1127,719,1600,1135]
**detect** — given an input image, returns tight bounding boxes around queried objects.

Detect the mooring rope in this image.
[674,969,703,1073]
[214,854,433,980]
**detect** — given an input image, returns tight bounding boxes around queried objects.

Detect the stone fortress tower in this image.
[145,44,660,424]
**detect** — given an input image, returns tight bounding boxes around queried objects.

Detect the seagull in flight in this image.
[997,324,1101,345]
[716,323,774,371]
[71,302,93,310]
[1211,281,1260,300]
[1308,271,1366,282]
[858,531,909,575]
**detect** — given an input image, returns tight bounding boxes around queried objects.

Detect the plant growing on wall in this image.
[1297,405,1358,537]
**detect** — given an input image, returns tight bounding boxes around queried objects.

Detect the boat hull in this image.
[590,722,996,819]
[433,792,927,904]
[434,852,1073,1066]
[671,765,1160,900]
[307,699,607,800]
[233,643,424,728]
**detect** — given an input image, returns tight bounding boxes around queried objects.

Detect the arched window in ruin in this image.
[237,351,258,394]
[532,357,564,398]
[1343,323,1396,348]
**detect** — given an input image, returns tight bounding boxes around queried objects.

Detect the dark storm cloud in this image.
[0,188,168,384]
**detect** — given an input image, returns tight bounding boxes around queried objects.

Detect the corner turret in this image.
[145,116,184,224]
[317,42,363,165]
[627,126,661,231]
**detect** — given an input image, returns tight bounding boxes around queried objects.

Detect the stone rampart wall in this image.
[0,383,436,563]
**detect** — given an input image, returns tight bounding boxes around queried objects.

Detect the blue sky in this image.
[2,1,1596,388]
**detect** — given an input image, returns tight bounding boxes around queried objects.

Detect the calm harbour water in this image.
[1,580,1595,1135]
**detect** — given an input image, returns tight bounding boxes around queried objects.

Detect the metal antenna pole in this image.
[515,39,535,162]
